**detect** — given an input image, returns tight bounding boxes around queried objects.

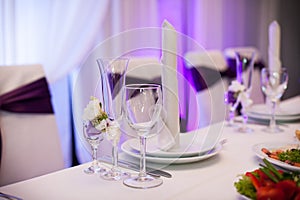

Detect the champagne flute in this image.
[83,120,106,174]
[234,50,255,133]
[261,67,288,133]
[123,84,163,189]
[97,57,130,180]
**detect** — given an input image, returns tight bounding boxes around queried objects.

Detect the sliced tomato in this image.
[256,186,285,200]
[276,180,297,200]
[246,172,261,190]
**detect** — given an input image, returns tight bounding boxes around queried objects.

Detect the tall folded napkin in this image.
[268,21,281,72]
[158,20,180,150]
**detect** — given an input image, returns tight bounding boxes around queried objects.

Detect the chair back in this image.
[0,64,64,186]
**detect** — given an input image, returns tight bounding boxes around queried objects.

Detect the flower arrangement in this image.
[228,80,253,111]
[82,96,121,144]
[82,96,109,131]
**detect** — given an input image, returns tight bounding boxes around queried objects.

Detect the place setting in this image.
[121,128,224,165]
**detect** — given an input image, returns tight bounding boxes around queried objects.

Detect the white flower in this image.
[95,119,107,131]
[82,96,108,131]
[238,91,253,108]
[82,97,102,121]
[229,80,253,111]
[228,80,245,92]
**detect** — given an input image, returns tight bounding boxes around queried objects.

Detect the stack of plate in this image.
[247,96,300,122]
[121,127,223,164]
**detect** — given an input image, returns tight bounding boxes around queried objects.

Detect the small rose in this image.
[82,96,108,131]
[228,80,245,93]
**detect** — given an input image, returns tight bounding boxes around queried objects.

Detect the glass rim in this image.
[262,67,287,73]
[125,83,161,89]
[96,57,130,62]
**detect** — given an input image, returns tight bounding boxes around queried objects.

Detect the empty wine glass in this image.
[97,57,130,180]
[82,120,106,174]
[261,67,288,133]
[123,84,163,189]
[234,50,255,133]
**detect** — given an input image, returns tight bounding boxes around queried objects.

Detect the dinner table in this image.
[0,97,299,200]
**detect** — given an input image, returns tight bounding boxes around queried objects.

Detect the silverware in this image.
[0,192,23,200]
[99,156,172,178]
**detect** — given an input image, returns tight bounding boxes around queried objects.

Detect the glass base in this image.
[237,126,253,133]
[84,163,106,174]
[262,126,283,133]
[123,175,163,189]
[101,169,130,181]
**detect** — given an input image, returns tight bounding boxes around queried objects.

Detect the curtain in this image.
[0,0,280,166]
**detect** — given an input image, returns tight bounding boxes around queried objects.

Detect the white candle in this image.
[268,21,281,72]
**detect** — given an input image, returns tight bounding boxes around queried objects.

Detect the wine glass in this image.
[260,67,288,133]
[234,50,255,133]
[97,57,130,180]
[123,84,163,189]
[83,120,106,174]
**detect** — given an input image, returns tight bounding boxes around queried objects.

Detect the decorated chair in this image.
[184,50,228,129]
[0,64,64,186]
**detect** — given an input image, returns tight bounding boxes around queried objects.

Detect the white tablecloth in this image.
[0,119,299,199]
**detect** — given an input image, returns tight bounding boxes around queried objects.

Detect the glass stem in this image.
[92,146,98,167]
[112,143,118,171]
[269,101,276,129]
[242,108,248,130]
[229,109,234,126]
[139,135,147,177]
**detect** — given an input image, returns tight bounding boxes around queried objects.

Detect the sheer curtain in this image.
[0,0,110,167]
[0,0,280,166]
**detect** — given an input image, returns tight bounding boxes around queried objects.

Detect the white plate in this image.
[252,142,300,172]
[121,140,222,164]
[247,97,300,122]
[128,132,218,158]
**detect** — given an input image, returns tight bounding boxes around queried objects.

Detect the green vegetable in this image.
[278,149,300,163]
[234,175,256,200]
[234,158,300,199]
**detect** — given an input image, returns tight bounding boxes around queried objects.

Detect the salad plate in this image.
[121,140,223,164]
[128,131,220,158]
[252,142,300,172]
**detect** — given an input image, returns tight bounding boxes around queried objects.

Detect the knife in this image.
[99,156,172,178]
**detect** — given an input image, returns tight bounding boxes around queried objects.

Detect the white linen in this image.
[159,20,180,150]
[268,21,281,72]
[1,119,299,199]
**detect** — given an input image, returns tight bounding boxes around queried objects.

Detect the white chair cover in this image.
[184,50,228,129]
[0,64,64,186]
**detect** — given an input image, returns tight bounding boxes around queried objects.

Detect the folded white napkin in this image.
[157,20,180,150]
[268,21,281,72]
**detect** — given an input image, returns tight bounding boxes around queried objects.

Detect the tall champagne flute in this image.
[235,50,255,133]
[97,57,130,180]
[261,67,288,133]
[83,120,106,174]
[123,84,163,189]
